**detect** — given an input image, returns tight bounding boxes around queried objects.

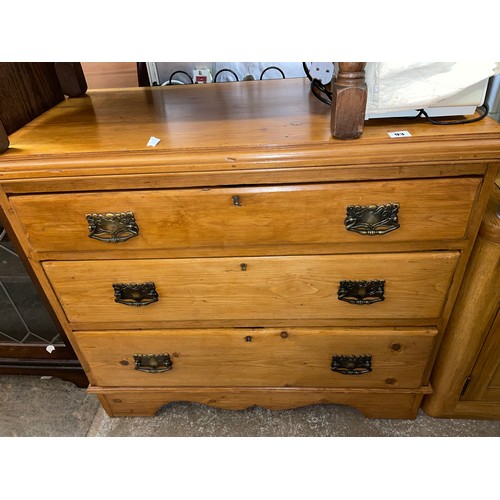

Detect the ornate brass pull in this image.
[338,280,385,305]
[345,203,400,236]
[331,354,372,375]
[133,353,172,373]
[86,212,139,243]
[113,282,159,307]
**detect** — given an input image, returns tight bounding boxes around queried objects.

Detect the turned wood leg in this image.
[330,62,367,140]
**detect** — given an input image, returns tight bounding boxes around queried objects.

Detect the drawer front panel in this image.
[76,327,437,388]
[43,252,459,325]
[11,178,480,253]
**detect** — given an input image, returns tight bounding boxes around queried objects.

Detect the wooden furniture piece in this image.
[81,63,139,89]
[0,63,65,136]
[422,184,500,419]
[0,78,499,418]
[330,62,367,140]
[0,62,87,387]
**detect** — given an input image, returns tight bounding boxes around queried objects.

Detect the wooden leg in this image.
[330,62,367,140]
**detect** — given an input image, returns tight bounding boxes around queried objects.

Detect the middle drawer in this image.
[43,252,459,326]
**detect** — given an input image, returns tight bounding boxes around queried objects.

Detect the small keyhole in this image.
[232,195,241,206]
[245,336,252,342]
[240,263,247,271]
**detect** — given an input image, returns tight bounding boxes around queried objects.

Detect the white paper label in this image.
[388,130,412,138]
[46,344,55,354]
[147,136,161,147]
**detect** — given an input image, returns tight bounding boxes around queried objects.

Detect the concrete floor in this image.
[1,375,499,437]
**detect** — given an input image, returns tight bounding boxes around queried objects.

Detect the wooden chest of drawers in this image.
[1,79,499,418]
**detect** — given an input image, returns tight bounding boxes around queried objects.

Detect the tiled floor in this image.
[1,375,499,437]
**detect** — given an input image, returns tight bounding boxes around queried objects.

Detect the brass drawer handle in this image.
[338,280,385,305]
[86,212,139,243]
[331,354,372,375]
[113,282,159,307]
[133,353,172,373]
[345,203,400,236]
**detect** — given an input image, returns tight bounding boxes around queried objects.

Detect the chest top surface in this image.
[1,78,500,181]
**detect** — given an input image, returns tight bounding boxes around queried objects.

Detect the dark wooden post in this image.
[0,63,65,135]
[0,120,8,154]
[330,62,367,140]
[54,62,88,97]
[0,62,66,155]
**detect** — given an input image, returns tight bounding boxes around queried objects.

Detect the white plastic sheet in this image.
[365,62,500,114]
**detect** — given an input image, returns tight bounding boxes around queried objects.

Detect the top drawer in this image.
[10,177,480,254]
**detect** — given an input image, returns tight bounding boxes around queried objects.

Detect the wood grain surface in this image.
[76,327,436,389]
[330,63,367,140]
[10,177,481,255]
[81,62,138,90]
[43,252,459,325]
[478,185,500,244]
[463,310,500,402]
[2,79,500,181]
[91,386,429,418]
[423,186,500,417]
[0,62,64,135]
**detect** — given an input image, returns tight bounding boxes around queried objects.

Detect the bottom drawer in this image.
[76,327,437,389]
